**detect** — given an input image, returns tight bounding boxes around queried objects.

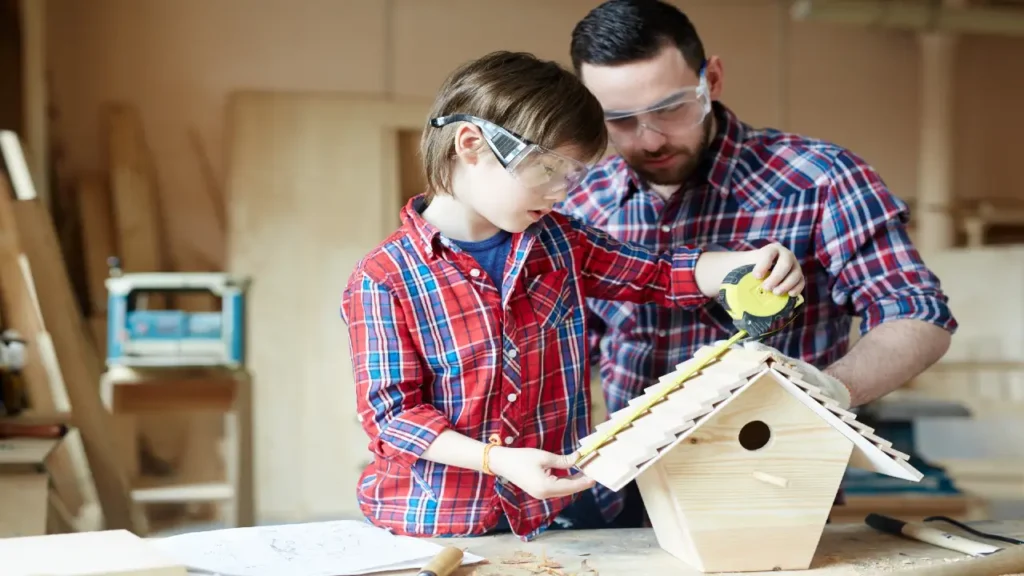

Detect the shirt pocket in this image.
[524,268,573,330]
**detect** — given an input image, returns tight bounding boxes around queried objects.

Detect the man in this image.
[558,0,957,528]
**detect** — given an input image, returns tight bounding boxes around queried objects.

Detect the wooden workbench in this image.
[401,520,1024,575]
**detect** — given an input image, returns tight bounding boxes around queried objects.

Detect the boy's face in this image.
[454,126,588,234]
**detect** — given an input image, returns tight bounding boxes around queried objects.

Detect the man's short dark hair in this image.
[570,0,706,74]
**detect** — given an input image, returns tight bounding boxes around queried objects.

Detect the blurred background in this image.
[0,0,1021,537]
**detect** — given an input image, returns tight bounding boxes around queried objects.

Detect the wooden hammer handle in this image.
[416,546,464,576]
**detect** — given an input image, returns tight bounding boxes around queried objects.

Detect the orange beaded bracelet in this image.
[482,435,501,475]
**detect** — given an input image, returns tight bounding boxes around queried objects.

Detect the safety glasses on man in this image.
[602,60,711,140]
[429,114,590,195]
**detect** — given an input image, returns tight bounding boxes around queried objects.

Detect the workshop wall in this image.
[41,0,1024,523]
[47,0,1024,274]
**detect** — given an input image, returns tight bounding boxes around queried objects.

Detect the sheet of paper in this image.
[150,520,485,576]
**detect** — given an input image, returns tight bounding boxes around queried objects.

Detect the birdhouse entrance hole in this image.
[739,420,771,451]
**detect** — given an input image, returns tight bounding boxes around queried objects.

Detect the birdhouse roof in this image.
[577,346,922,492]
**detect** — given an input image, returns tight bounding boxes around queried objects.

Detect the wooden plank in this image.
[0,133,141,532]
[104,103,167,280]
[18,0,47,205]
[0,231,88,515]
[225,92,428,521]
[75,173,116,315]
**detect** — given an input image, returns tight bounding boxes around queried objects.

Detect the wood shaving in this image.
[492,549,600,576]
[538,550,562,569]
[500,551,538,565]
[577,558,600,575]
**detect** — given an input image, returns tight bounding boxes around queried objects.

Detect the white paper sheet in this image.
[149,520,486,576]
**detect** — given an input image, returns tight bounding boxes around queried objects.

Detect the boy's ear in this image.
[453,124,486,165]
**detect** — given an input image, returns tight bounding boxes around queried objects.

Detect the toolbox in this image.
[105,267,249,368]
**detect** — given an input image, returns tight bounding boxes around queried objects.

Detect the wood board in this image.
[0,130,141,532]
[397,521,1024,575]
[224,91,429,521]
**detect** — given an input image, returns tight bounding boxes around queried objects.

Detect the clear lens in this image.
[508,146,588,194]
[604,83,711,140]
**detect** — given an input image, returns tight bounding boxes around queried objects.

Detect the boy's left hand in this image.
[749,243,804,297]
[694,242,804,298]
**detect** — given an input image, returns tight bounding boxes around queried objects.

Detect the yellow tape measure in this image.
[573,264,803,466]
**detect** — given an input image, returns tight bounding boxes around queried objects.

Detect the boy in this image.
[340,51,803,541]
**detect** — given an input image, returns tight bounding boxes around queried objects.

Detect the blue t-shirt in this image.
[451,230,512,296]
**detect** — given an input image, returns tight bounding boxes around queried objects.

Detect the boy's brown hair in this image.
[421,51,608,200]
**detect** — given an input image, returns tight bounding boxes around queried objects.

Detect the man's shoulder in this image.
[557,155,630,226]
[739,125,880,188]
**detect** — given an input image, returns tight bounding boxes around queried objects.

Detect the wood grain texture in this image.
[639,373,853,573]
[386,521,1024,576]
[224,91,428,521]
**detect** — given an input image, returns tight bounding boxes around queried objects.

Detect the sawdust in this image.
[466,549,598,576]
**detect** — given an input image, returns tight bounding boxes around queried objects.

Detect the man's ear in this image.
[454,124,486,165]
[705,55,724,102]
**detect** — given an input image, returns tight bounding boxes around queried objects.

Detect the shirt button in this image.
[507,349,518,359]
[425,245,433,254]
[504,436,515,445]
[470,268,481,278]
[658,330,668,337]
[660,225,671,233]
[507,393,517,402]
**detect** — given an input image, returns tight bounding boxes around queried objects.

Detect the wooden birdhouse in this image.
[577,346,922,573]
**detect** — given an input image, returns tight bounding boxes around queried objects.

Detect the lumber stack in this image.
[45,103,226,532]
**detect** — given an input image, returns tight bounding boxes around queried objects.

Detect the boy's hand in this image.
[749,243,804,297]
[488,447,595,500]
[694,242,804,298]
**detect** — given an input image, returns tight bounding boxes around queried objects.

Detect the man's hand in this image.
[694,242,804,297]
[743,341,852,409]
[489,447,595,500]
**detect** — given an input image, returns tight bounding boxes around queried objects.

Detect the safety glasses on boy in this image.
[429,114,590,195]
[601,60,711,140]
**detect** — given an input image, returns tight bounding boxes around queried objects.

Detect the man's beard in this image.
[624,115,714,187]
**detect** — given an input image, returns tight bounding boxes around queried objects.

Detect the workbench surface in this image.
[400,520,1024,575]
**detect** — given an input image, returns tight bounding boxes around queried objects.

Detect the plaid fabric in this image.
[557,102,958,521]
[341,196,714,541]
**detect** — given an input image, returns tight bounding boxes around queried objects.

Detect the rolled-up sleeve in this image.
[341,272,449,469]
[814,151,958,336]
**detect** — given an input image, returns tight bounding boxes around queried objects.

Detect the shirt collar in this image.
[400,195,445,259]
[616,101,745,206]
[400,195,540,262]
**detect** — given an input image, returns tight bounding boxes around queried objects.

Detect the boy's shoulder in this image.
[345,228,415,292]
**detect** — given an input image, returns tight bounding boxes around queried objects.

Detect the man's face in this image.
[580,45,722,187]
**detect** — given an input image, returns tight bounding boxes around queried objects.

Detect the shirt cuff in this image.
[371,406,450,469]
[668,247,707,305]
[859,294,958,336]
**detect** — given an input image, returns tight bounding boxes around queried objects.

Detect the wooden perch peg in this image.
[753,470,789,488]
